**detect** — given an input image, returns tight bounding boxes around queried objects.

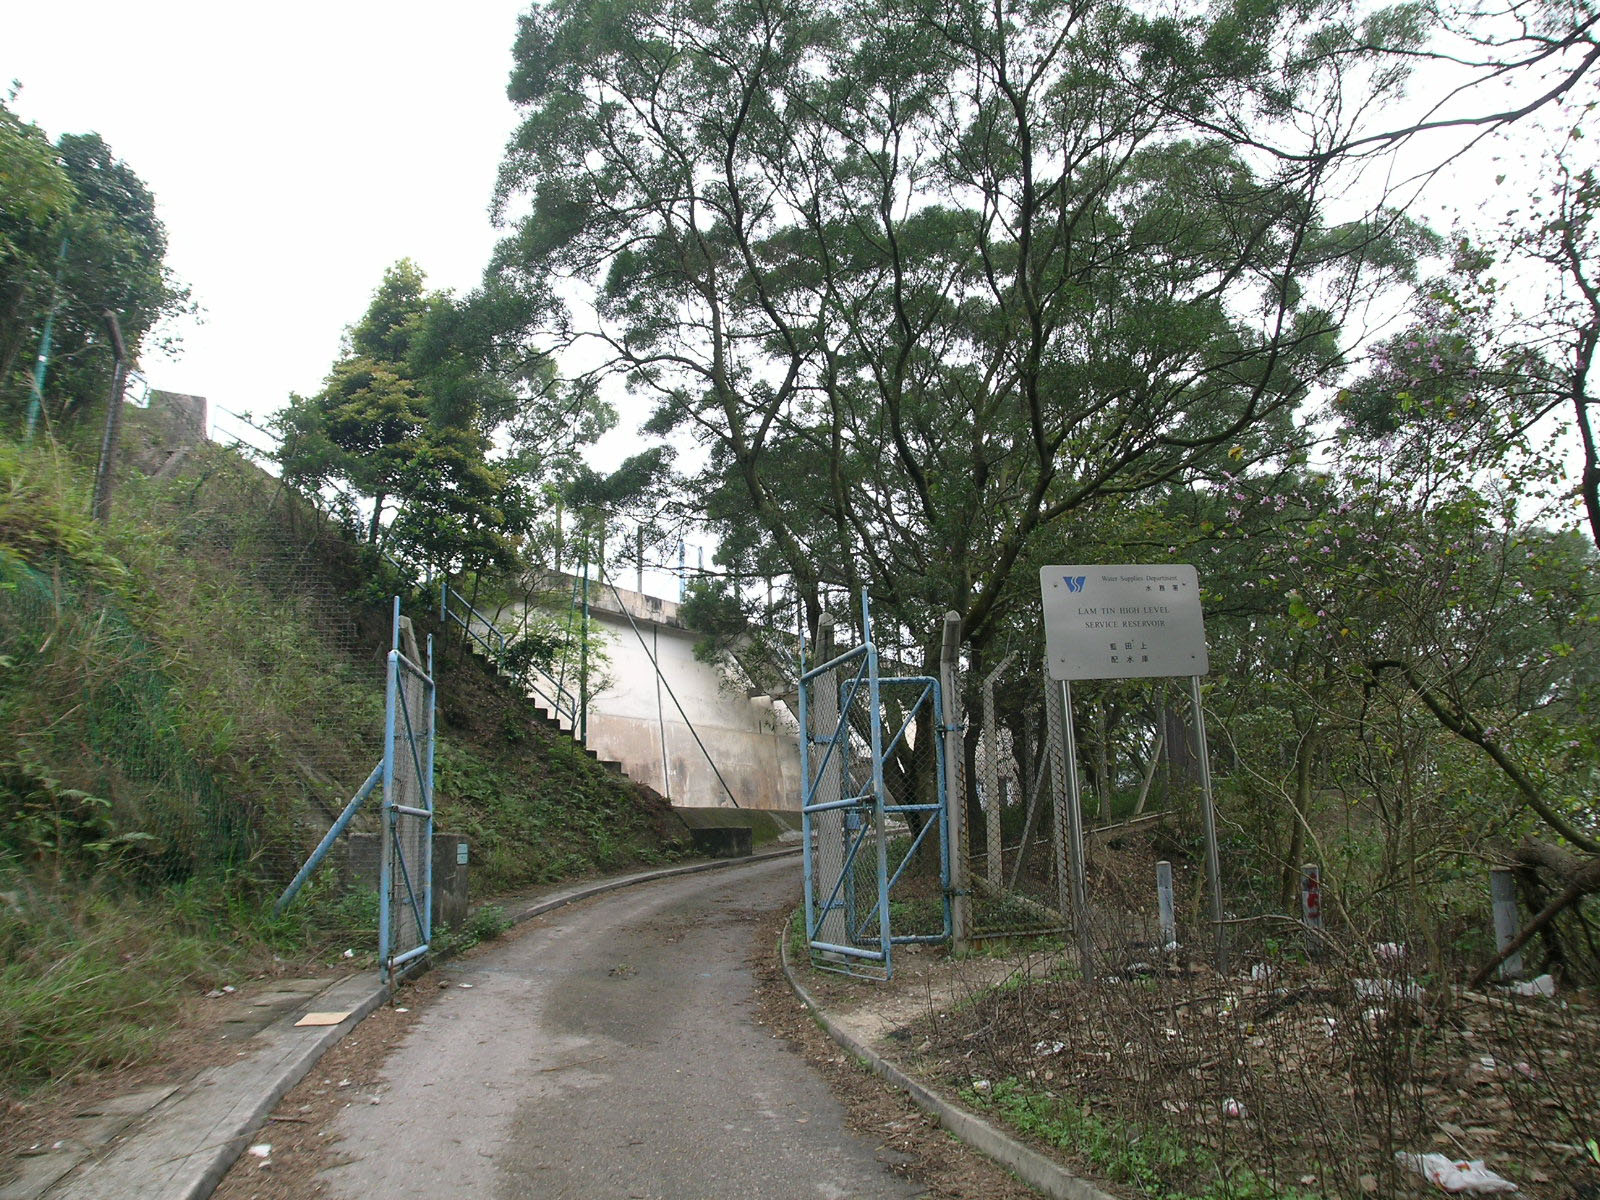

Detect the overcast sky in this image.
[4,1,531,443]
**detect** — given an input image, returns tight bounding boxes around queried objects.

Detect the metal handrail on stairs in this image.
[439,580,583,733]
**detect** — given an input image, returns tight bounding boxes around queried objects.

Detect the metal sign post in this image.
[1059,678,1095,980]
[1188,673,1226,973]
[1039,565,1224,971]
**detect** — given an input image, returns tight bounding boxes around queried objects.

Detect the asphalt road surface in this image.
[315,855,925,1199]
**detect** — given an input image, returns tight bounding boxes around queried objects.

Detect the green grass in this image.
[0,878,237,1093]
[965,1079,1326,1200]
[0,427,684,1103]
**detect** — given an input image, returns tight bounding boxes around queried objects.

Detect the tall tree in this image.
[276,262,608,577]
[490,0,1429,668]
[0,102,187,430]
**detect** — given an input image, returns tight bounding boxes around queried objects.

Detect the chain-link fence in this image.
[1,438,409,960]
[951,647,1373,973]
[951,650,1200,960]
[801,612,950,979]
[959,653,1069,940]
[0,554,253,880]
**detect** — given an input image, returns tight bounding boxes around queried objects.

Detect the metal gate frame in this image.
[799,599,950,980]
[379,597,436,981]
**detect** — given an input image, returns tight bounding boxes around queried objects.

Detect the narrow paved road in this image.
[315,856,925,1199]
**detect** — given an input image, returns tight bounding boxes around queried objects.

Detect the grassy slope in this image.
[0,417,685,1100]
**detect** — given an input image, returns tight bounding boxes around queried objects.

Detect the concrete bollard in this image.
[1300,863,1322,930]
[433,835,471,930]
[1156,860,1177,949]
[346,831,471,931]
[1490,868,1524,980]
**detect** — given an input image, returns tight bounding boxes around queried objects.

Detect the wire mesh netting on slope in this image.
[0,448,403,955]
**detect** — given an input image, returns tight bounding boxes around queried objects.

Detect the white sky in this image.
[3,1,531,440]
[4,3,1587,585]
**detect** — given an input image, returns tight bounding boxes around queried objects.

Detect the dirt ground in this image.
[896,948,1600,1200]
[209,980,435,1200]
[21,891,1600,1200]
[0,965,339,1176]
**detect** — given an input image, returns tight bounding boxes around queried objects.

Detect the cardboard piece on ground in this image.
[294,1011,352,1027]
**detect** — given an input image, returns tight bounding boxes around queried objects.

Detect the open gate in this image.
[274,596,436,981]
[379,599,435,981]
[799,600,950,980]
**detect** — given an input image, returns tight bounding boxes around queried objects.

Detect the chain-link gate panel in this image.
[801,635,884,974]
[962,654,1070,940]
[379,603,435,980]
[800,606,949,980]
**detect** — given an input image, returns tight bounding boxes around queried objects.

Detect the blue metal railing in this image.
[440,580,508,658]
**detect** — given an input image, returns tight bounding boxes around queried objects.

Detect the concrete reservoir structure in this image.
[508,577,802,811]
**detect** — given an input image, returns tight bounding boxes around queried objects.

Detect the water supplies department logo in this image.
[1063,575,1087,592]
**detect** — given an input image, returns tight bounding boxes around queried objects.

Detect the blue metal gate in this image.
[275,597,436,981]
[379,598,436,980]
[799,600,950,980]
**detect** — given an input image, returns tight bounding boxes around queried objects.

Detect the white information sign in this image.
[1039,564,1208,681]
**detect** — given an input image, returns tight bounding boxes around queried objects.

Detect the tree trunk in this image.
[368,493,387,544]
[1469,842,1600,988]
[1279,728,1316,909]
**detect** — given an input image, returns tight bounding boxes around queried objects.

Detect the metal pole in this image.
[275,761,384,915]
[580,551,590,744]
[800,615,819,941]
[1043,662,1070,924]
[423,633,437,947]
[863,594,892,976]
[379,596,403,980]
[939,612,970,951]
[1060,680,1095,981]
[655,623,671,800]
[1188,674,1226,973]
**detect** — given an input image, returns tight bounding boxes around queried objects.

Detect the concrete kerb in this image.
[42,847,801,1200]
[499,844,801,929]
[778,933,1120,1200]
[47,973,392,1200]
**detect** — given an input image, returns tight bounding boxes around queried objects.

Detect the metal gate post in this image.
[939,612,970,951]
[863,596,891,970]
[378,608,401,976]
[422,633,437,951]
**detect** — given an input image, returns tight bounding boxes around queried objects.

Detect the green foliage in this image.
[436,902,513,956]
[0,440,120,572]
[0,100,189,430]
[490,0,1433,670]
[274,260,608,580]
[0,422,679,1103]
[0,102,75,251]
